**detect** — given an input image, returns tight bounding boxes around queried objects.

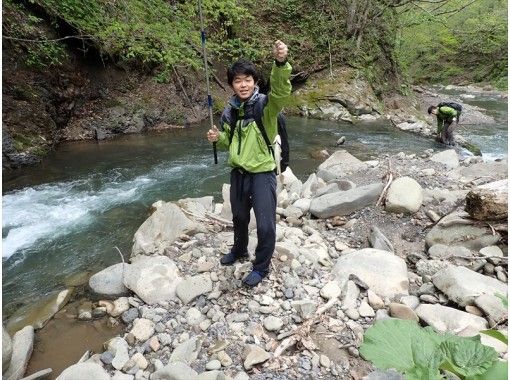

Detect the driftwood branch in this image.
[376,160,394,207]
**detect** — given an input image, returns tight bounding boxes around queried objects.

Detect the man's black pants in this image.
[230,169,276,275]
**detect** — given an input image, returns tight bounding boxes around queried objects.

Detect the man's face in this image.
[431,108,438,115]
[232,74,255,101]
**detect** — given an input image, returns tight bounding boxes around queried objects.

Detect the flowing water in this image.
[2,91,507,314]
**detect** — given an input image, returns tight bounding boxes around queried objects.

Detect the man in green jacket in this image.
[428,105,458,146]
[207,40,291,287]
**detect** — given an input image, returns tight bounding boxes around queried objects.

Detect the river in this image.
[2,91,507,315]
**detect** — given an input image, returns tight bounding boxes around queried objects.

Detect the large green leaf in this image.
[439,340,499,377]
[360,319,446,373]
[466,360,508,380]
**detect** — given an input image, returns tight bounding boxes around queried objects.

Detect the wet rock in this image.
[3,326,13,373]
[332,248,409,298]
[56,363,110,380]
[124,256,181,305]
[432,266,507,307]
[310,183,383,218]
[243,345,271,370]
[6,289,73,334]
[415,304,488,336]
[176,274,213,304]
[89,263,130,297]
[385,177,423,214]
[4,325,34,380]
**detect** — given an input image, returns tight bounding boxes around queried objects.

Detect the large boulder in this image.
[3,326,12,374]
[152,362,198,380]
[432,266,507,307]
[3,325,34,380]
[6,289,73,334]
[310,182,383,218]
[415,304,488,337]
[132,201,203,256]
[220,184,232,220]
[176,196,214,218]
[88,263,130,298]
[124,256,181,305]
[316,150,368,181]
[430,149,459,169]
[332,248,409,298]
[425,211,500,250]
[56,362,110,380]
[385,177,423,214]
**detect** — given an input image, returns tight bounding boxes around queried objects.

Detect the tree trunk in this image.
[465,179,508,221]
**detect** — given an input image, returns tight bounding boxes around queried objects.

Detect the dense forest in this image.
[3,0,507,89]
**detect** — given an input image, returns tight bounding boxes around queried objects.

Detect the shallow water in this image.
[2,92,507,313]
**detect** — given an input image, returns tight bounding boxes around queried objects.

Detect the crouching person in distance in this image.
[206,40,292,287]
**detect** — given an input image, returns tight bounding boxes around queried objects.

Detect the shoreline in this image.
[6,146,508,379]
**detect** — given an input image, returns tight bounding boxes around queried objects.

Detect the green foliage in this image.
[360,319,504,380]
[396,0,507,87]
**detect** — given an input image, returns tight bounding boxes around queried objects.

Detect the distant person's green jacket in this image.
[436,106,458,131]
[216,61,292,173]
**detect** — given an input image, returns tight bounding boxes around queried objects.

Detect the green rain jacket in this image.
[436,106,458,132]
[216,61,292,173]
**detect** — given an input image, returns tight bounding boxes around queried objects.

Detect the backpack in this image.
[438,101,462,123]
[226,94,289,173]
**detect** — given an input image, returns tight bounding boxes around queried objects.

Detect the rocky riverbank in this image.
[5,147,508,380]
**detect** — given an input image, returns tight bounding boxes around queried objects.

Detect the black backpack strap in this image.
[228,106,239,146]
[253,95,274,158]
[277,113,289,171]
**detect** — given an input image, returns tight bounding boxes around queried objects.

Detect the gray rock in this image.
[430,149,459,169]
[358,301,375,317]
[389,303,419,321]
[367,290,384,310]
[56,363,110,380]
[3,326,12,373]
[243,345,271,370]
[291,300,317,319]
[129,319,155,342]
[111,372,134,380]
[474,294,508,324]
[263,316,284,332]
[432,266,507,307]
[18,368,52,380]
[233,372,250,380]
[399,295,420,310]
[415,304,488,336]
[132,201,203,256]
[428,244,473,260]
[122,308,140,324]
[205,360,221,371]
[425,212,500,250]
[4,326,34,380]
[342,280,360,310]
[89,263,130,298]
[320,281,342,300]
[416,259,451,277]
[385,177,423,214]
[100,351,114,365]
[152,361,198,380]
[176,274,213,304]
[315,183,340,197]
[124,256,181,305]
[316,150,368,181]
[369,226,394,252]
[169,337,203,364]
[332,248,409,298]
[111,338,129,371]
[310,182,384,218]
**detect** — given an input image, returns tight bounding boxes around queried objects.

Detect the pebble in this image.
[206,359,221,370]
[348,347,359,357]
[217,350,233,367]
[320,354,331,368]
[358,301,375,317]
[345,308,360,320]
[263,316,284,332]
[367,290,384,310]
[419,294,439,304]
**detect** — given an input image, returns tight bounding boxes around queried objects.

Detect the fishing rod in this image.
[198,0,218,164]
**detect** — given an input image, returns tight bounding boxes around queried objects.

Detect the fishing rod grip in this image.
[213,142,218,164]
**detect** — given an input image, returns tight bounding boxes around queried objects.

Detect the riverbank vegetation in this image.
[3,0,507,89]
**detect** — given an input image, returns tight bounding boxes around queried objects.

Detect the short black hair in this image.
[227,59,259,86]
[427,105,437,114]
